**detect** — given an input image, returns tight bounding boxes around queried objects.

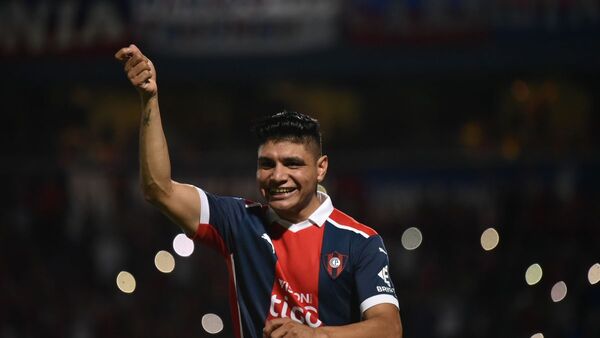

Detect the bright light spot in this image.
[588,263,600,285]
[202,313,224,334]
[525,263,543,285]
[401,227,423,250]
[116,271,136,294]
[551,281,568,302]
[531,333,544,338]
[154,250,175,273]
[173,233,195,257]
[480,227,500,251]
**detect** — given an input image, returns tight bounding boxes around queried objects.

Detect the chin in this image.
[268,199,293,211]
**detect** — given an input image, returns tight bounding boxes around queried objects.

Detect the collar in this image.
[267,191,333,232]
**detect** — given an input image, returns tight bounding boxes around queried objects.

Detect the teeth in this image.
[271,187,295,194]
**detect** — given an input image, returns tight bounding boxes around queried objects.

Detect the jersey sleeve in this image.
[192,187,247,257]
[353,235,399,314]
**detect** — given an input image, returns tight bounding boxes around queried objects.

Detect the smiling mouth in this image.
[269,187,296,195]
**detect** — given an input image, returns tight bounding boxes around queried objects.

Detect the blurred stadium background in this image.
[1,1,599,337]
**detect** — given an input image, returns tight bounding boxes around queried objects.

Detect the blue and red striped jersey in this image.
[193,188,398,338]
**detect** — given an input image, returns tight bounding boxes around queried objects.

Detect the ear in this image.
[316,155,328,183]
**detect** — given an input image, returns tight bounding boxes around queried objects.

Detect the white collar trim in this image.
[268,192,333,232]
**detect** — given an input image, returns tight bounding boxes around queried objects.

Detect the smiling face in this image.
[256,139,328,223]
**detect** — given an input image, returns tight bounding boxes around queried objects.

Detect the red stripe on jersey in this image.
[226,254,243,338]
[193,223,229,257]
[194,224,242,337]
[266,223,324,328]
[329,209,378,237]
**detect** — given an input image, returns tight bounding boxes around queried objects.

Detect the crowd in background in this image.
[2,1,600,337]
[1,74,599,338]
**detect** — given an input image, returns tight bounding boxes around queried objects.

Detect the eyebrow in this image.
[257,156,306,163]
[283,156,305,162]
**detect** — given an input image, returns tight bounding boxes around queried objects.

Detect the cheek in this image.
[298,171,318,186]
[256,172,273,191]
[256,170,267,183]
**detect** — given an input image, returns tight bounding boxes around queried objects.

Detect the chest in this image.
[271,226,323,276]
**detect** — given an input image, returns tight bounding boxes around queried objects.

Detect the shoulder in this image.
[206,193,262,209]
[243,198,263,208]
[203,192,267,220]
[326,208,378,239]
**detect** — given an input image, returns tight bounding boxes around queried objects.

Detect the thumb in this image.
[114,43,138,61]
[128,43,140,54]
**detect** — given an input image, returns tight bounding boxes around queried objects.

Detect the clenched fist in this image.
[115,44,157,97]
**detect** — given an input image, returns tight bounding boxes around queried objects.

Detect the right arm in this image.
[115,44,200,237]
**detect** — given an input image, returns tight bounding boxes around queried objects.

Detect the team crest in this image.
[322,251,348,279]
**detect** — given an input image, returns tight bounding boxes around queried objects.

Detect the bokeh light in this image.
[202,313,224,334]
[401,227,423,250]
[173,233,195,257]
[480,227,500,251]
[588,263,600,285]
[531,333,544,338]
[116,271,136,294]
[154,250,175,273]
[525,263,543,285]
[550,281,568,302]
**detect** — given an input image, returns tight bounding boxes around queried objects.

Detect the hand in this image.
[263,318,325,338]
[114,44,157,98]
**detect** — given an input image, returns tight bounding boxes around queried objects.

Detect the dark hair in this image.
[252,111,322,155]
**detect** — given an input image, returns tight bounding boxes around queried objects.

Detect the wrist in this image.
[314,327,330,338]
[140,91,157,101]
[140,92,158,106]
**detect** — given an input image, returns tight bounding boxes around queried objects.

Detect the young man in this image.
[115,44,403,338]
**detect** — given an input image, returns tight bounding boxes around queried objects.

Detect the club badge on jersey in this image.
[323,251,348,279]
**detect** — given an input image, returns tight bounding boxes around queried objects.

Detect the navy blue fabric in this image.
[203,193,276,338]
[318,223,396,325]
[200,192,398,338]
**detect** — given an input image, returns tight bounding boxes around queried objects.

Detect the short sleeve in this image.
[354,235,399,314]
[192,187,247,257]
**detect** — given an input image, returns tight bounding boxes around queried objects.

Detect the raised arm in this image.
[115,44,200,237]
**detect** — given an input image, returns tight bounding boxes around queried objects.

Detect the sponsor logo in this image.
[269,279,321,327]
[278,279,313,304]
[378,265,391,287]
[269,295,322,327]
[322,251,348,279]
[377,285,396,293]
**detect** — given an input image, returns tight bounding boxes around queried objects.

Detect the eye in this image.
[283,159,305,168]
[257,158,275,169]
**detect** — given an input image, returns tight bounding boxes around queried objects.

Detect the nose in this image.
[271,163,288,183]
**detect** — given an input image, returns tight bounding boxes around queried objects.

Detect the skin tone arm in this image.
[116,45,402,338]
[263,304,402,338]
[115,44,200,237]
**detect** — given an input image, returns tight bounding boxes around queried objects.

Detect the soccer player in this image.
[115,44,403,338]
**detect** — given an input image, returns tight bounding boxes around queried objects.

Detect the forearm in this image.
[316,313,402,338]
[116,45,201,234]
[139,94,173,201]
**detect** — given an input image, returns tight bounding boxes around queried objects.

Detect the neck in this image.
[274,193,322,224]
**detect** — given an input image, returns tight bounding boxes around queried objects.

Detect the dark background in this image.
[1,1,599,337]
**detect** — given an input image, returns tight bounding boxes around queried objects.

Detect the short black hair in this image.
[252,111,322,155]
